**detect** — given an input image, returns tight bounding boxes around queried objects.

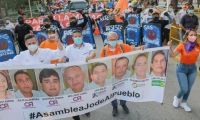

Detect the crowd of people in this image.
[0,0,200,120]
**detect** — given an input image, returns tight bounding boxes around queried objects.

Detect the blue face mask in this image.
[187,10,194,14]
[73,37,83,45]
[108,40,118,47]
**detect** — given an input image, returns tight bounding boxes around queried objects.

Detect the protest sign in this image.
[25,12,102,31]
[126,14,140,27]
[142,23,161,48]
[125,25,141,46]
[0,47,169,120]
[0,30,16,62]
[34,31,48,45]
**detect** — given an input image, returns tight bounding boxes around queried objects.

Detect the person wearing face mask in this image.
[0,33,65,67]
[40,29,60,50]
[68,10,88,30]
[15,16,33,51]
[40,17,60,31]
[100,31,141,57]
[180,6,199,36]
[149,12,169,44]
[141,8,154,24]
[169,30,200,112]
[48,14,61,29]
[160,4,175,44]
[64,30,96,63]
[175,2,189,25]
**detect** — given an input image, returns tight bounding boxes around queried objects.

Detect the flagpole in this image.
[28,0,33,18]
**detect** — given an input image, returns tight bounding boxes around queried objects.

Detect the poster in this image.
[34,31,48,45]
[125,25,141,46]
[96,15,111,41]
[142,23,161,48]
[0,30,16,62]
[0,47,169,120]
[102,24,124,45]
[126,14,140,27]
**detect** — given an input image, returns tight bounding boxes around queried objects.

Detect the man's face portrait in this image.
[64,66,85,93]
[115,58,129,80]
[90,64,108,86]
[15,73,33,94]
[41,75,60,96]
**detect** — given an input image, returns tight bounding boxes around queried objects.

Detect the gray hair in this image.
[107,31,118,40]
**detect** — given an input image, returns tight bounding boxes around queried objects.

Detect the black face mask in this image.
[44,24,51,29]
[153,16,159,21]
[70,21,77,26]
[18,20,24,24]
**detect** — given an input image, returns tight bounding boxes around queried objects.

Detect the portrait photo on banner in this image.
[62,64,90,95]
[112,55,132,83]
[8,69,39,98]
[150,50,169,77]
[0,70,15,100]
[35,68,64,97]
[88,60,112,89]
[130,52,151,81]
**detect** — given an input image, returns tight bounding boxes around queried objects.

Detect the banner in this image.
[126,14,140,27]
[102,24,124,45]
[0,47,169,120]
[25,12,102,31]
[0,30,16,62]
[96,15,111,41]
[125,25,141,46]
[143,23,161,48]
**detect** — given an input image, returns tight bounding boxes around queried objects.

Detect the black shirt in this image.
[15,23,33,42]
[181,14,199,30]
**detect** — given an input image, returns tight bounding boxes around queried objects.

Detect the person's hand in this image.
[57,57,66,63]
[139,45,145,50]
[86,56,92,62]
[167,40,172,47]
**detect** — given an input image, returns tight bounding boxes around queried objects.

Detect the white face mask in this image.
[28,44,38,52]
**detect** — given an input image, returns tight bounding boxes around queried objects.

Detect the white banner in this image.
[0,47,169,120]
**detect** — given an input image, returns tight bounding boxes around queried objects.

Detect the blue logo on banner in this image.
[125,25,140,46]
[35,31,48,45]
[0,30,16,62]
[59,28,74,45]
[126,14,140,27]
[142,23,161,48]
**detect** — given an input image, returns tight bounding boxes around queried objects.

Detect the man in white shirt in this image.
[64,30,96,63]
[14,70,41,98]
[0,34,65,67]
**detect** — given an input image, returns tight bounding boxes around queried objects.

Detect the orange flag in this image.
[114,0,128,14]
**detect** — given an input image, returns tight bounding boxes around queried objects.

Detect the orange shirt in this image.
[175,43,200,64]
[100,43,133,57]
[39,39,59,64]
[40,40,58,50]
